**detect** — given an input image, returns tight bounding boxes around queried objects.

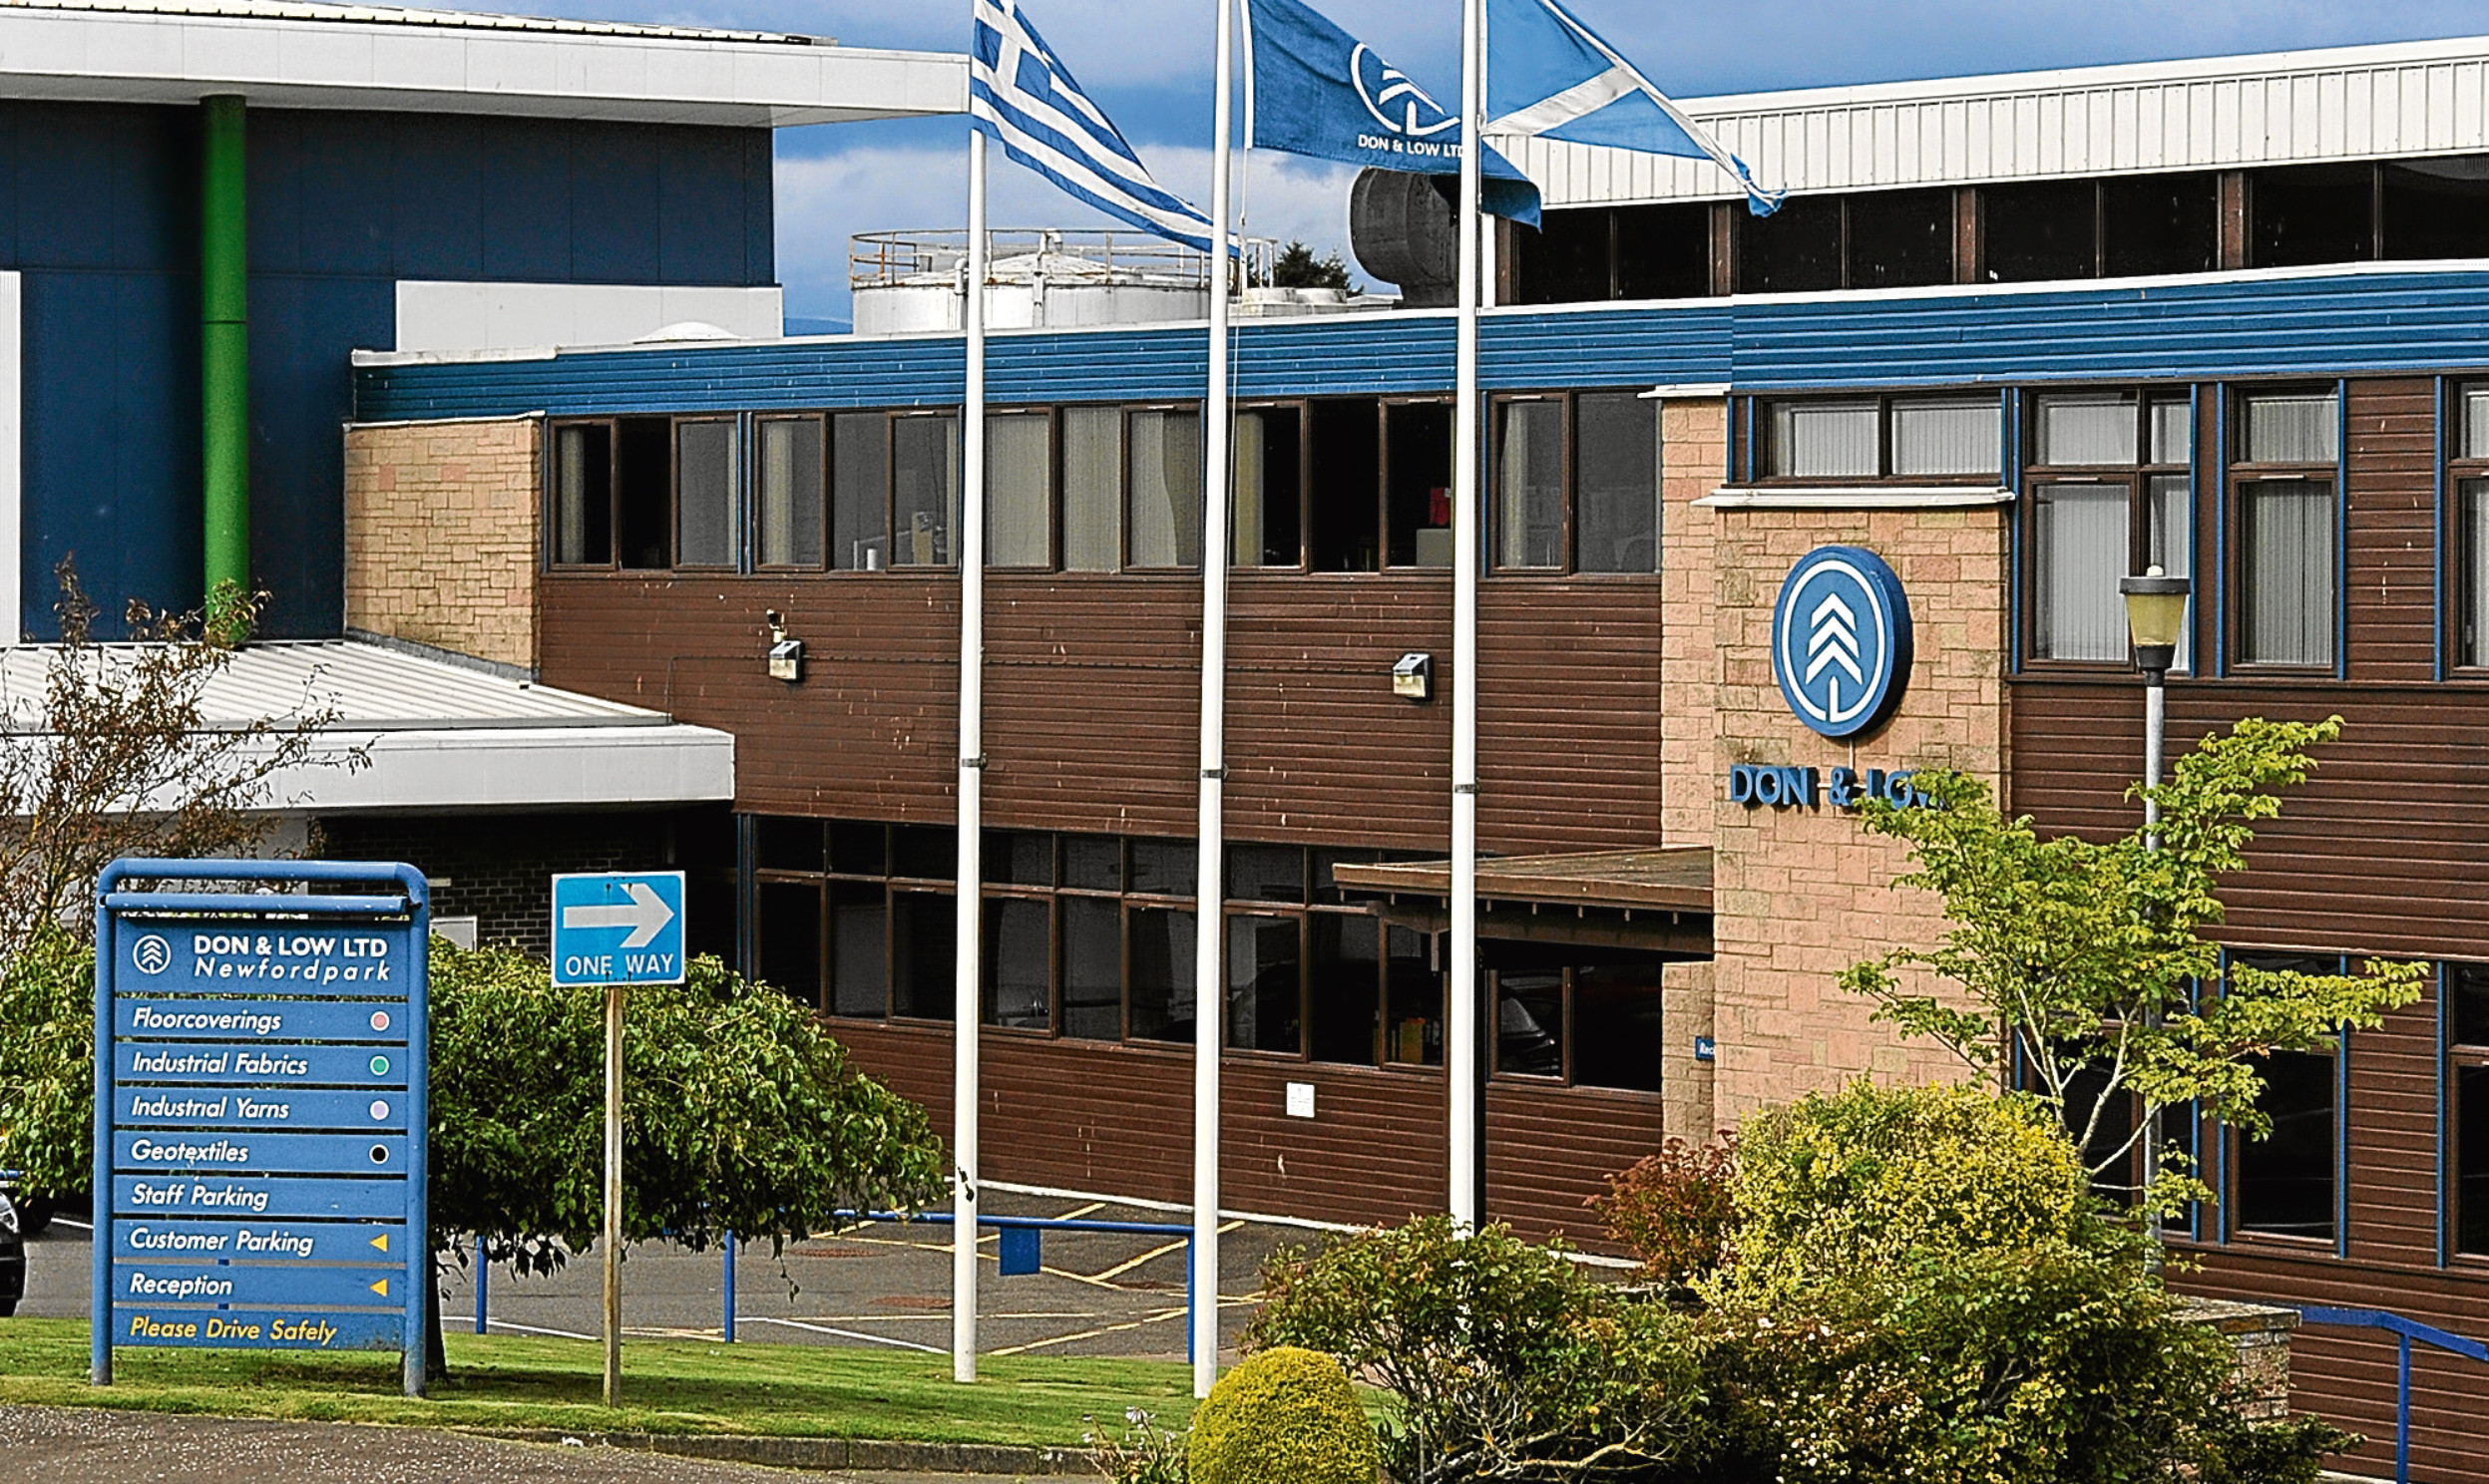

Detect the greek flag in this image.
[1485,0,1783,215]
[969,0,1217,252]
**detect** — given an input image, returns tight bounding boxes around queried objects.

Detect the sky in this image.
[435,1,2489,327]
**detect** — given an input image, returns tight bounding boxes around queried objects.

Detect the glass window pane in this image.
[893,414,959,566]
[1311,847,1379,905]
[1737,192,1843,293]
[893,824,958,881]
[1058,406,1120,571]
[1576,392,1659,573]
[1226,844,1305,903]
[2239,480,2336,666]
[1308,400,1382,571]
[1126,409,1202,567]
[2236,1049,2335,1241]
[829,821,887,876]
[1767,400,1877,478]
[2148,397,2192,466]
[1493,400,1565,569]
[1847,186,1954,288]
[2465,480,2489,668]
[1308,914,1379,1065]
[988,412,1051,567]
[2031,483,2131,662]
[2252,164,2375,269]
[832,412,891,570]
[2242,391,2339,464]
[1126,907,1197,1042]
[675,420,738,567]
[1234,408,1303,567]
[757,881,821,1006]
[891,891,956,1019]
[983,897,1050,1029]
[2104,172,2219,277]
[2034,393,2137,466]
[1059,897,1122,1039]
[983,830,1054,887]
[1494,970,1564,1078]
[618,418,671,569]
[1060,835,1122,893]
[553,423,612,564]
[2466,387,2489,461]
[2148,474,2195,672]
[1890,396,2001,477]
[1984,179,2098,282]
[1386,402,1455,567]
[758,417,824,567]
[756,816,824,872]
[2459,1063,2489,1257]
[1385,926,1442,1066]
[2452,961,2489,1046]
[1128,837,1197,897]
[828,882,888,1018]
[1571,963,1664,1093]
[1226,914,1303,1053]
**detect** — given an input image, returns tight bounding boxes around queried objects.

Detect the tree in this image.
[424,942,947,1376]
[1838,717,2425,1202]
[1268,239,1355,291]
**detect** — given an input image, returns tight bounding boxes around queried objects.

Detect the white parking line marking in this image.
[739,1315,945,1353]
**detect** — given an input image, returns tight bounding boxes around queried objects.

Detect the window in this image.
[1234,406,1305,567]
[1487,948,1667,1093]
[617,418,670,570]
[757,416,825,568]
[1384,401,1454,567]
[1126,408,1202,568]
[2451,385,2489,669]
[1738,186,1954,293]
[2024,389,2194,666]
[2384,157,2489,260]
[2231,389,2339,669]
[2252,165,2375,268]
[1986,174,2219,282]
[1490,391,1661,574]
[987,411,1052,568]
[832,411,893,570]
[893,413,960,566]
[1061,405,1123,571]
[552,422,614,565]
[2438,961,2489,1258]
[2230,952,2341,1243]
[1509,201,1710,305]
[1227,914,1302,1053]
[1309,400,1382,571]
[1759,393,2001,482]
[674,418,739,568]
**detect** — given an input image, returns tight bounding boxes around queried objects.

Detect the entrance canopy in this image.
[1334,846,1713,955]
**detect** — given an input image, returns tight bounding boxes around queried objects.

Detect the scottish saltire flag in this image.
[1242,0,1542,227]
[970,0,1218,251]
[1484,0,1783,215]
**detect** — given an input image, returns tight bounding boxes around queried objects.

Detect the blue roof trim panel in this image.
[354,270,2489,423]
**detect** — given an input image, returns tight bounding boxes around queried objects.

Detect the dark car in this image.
[0,1190,24,1318]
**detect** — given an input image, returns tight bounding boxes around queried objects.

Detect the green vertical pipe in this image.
[201,95,248,611]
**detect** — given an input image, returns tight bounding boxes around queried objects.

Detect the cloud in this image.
[775,141,1366,324]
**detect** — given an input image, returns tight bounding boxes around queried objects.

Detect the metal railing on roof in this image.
[850,229,1276,291]
[2292,1305,2489,1484]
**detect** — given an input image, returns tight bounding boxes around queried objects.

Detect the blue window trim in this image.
[2434,378,2449,682]
[737,409,757,575]
[2213,384,2229,678]
[2334,378,2349,681]
[2006,388,2025,675]
[2336,1015,2353,1261]
[2437,961,2451,1268]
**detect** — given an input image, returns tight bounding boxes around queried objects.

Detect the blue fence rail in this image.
[2292,1305,2489,1484]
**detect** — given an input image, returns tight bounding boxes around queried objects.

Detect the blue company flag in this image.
[970,0,1218,251]
[1484,0,1783,215]
[1242,0,1542,227]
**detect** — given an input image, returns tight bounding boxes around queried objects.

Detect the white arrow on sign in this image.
[561,882,676,949]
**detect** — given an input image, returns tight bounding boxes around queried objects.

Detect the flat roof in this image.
[1333,847,1713,916]
[0,0,964,126]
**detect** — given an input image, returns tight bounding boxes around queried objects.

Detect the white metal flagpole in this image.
[1448,0,1485,1231]
[953,119,989,1386]
[1191,0,1237,1404]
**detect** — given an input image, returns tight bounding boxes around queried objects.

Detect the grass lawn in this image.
[0,1316,1194,1443]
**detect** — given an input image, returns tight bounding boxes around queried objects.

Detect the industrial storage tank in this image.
[850,230,1366,333]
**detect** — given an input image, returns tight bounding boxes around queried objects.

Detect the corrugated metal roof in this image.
[0,0,825,45]
[0,639,671,732]
[1518,33,2489,206]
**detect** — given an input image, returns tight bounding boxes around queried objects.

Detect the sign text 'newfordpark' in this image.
[93,859,431,1397]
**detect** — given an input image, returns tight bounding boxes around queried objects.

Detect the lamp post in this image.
[2119,563,2192,1237]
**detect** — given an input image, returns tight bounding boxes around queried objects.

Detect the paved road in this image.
[19,1190,1327,1361]
[0,1405,1028,1483]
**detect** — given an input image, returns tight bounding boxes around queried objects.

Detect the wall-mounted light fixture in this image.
[764,610,804,683]
[1392,651,1434,702]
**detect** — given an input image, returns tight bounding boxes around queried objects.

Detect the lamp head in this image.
[2119,564,2192,676]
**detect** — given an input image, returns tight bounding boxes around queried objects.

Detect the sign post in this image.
[92,859,430,1397]
[549,871,686,1411]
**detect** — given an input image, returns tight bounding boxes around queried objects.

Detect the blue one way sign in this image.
[550,873,687,987]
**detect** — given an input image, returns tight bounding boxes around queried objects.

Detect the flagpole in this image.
[1191,0,1237,1405]
[953,119,989,1387]
[1448,0,1485,1232]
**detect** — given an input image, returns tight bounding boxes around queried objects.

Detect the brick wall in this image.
[343,417,542,672]
[1701,500,2010,1125]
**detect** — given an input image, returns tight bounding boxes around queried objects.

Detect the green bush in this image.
[1187,1347,1378,1484]
[1590,1135,1738,1287]
[0,928,94,1200]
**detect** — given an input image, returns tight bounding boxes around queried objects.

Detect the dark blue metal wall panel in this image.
[6,101,776,639]
[355,270,2489,426]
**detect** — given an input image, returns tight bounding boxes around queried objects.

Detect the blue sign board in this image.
[550,872,687,987]
[1771,545,1914,740]
[94,859,430,1397]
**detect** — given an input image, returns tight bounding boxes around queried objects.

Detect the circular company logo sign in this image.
[1772,546,1913,739]
[1350,43,1457,139]
[131,933,173,975]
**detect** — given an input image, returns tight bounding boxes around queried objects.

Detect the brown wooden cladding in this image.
[537,570,1661,855]
[823,1019,1659,1239]
[2344,378,2438,683]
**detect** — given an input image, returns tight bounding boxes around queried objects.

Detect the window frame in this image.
[753,412,830,573]
[1230,397,1312,571]
[983,403,1057,572]
[2444,380,2489,676]
[2017,386,2197,672]
[1381,395,1457,571]
[2223,382,2345,675]
[1747,391,2005,486]
[1487,393,1571,574]
[669,414,743,573]
[547,416,621,571]
[1485,962,1667,1096]
[2221,949,2348,1251]
[1120,401,1206,573]
[889,407,964,570]
[2448,960,2489,1263]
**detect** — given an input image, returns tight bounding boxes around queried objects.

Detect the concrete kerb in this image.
[459,1430,1101,1475]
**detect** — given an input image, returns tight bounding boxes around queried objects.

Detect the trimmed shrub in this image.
[1187,1346,1378,1484]
[1590,1135,1738,1287]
